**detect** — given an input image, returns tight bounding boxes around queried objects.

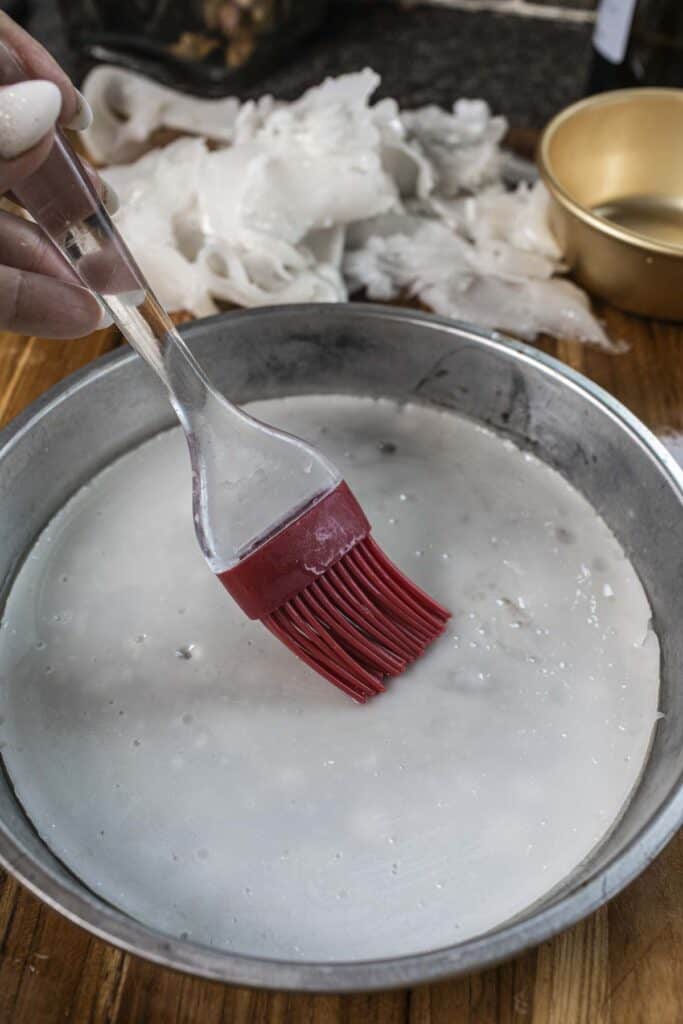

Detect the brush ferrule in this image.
[218,481,370,619]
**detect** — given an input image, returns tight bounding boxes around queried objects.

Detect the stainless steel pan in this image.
[0,304,681,992]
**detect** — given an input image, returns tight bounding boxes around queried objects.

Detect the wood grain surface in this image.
[0,306,681,1024]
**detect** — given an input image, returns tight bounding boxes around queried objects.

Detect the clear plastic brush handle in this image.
[0,41,210,407]
[0,44,339,570]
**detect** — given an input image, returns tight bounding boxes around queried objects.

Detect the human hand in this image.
[0,14,118,338]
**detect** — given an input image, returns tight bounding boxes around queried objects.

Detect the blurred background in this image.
[0,2,681,132]
[0,0,606,130]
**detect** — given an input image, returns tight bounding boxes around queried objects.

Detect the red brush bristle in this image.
[261,537,450,703]
[218,481,451,702]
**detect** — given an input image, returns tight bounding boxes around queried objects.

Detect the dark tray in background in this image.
[27,0,594,129]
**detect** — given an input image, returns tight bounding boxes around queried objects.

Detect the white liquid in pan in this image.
[0,396,660,961]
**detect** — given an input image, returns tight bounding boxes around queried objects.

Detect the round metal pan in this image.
[0,304,681,992]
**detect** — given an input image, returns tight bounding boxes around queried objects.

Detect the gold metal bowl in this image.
[539,89,683,320]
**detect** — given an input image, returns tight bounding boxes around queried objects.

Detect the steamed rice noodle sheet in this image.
[84,67,612,347]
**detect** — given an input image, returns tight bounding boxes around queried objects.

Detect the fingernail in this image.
[0,80,62,159]
[102,179,120,215]
[66,89,93,132]
[97,306,114,330]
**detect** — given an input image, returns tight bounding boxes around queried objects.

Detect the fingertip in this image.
[41,281,108,339]
[95,305,114,331]
[0,19,80,127]
[64,89,93,132]
[70,290,114,337]
[102,180,120,215]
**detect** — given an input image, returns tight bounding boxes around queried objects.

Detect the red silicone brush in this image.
[219,482,450,701]
[1,44,450,702]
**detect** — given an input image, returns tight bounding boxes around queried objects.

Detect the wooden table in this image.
[0,306,681,1024]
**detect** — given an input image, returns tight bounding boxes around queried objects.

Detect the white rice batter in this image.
[0,396,660,960]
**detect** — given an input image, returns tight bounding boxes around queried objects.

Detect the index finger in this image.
[0,12,80,126]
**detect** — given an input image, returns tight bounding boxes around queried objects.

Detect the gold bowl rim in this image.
[538,87,683,259]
